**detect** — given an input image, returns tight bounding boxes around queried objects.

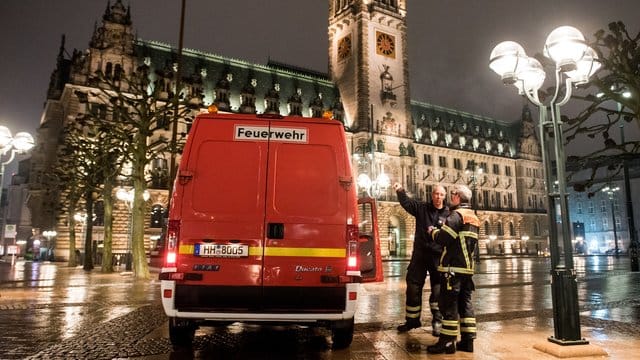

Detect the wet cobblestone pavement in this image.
[1,256,640,359]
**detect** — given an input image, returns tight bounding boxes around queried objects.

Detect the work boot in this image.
[431,319,442,337]
[456,333,474,352]
[426,335,456,354]
[396,319,421,332]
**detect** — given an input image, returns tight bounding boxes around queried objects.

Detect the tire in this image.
[331,318,354,349]
[168,317,196,347]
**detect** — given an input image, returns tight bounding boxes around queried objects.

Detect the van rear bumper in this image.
[161,280,359,322]
[173,284,348,312]
[165,310,355,323]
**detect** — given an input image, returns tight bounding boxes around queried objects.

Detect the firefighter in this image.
[393,183,449,335]
[427,184,479,354]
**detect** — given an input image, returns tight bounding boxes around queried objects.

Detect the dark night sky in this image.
[0,0,638,155]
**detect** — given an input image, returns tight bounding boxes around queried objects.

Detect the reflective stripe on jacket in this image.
[432,204,479,275]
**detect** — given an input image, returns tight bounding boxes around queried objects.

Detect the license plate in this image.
[194,243,249,258]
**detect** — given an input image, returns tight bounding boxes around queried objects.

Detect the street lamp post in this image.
[116,187,150,271]
[466,160,483,263]
[490,26,600,345]
[602,185,620,258]
[0,126,35,258]
[619,121,639,270]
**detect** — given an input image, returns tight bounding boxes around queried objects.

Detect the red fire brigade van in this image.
[159,109,383,348]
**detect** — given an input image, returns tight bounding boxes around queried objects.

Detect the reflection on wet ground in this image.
[1,256,640,359]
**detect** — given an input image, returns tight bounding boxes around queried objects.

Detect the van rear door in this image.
[261,118,351,312]
[176,115,269,310]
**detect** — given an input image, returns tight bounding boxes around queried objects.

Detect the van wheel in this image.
[331,318,354,349]
[169,317,196,347]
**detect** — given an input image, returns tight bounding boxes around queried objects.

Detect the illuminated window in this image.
[150,205,166,229]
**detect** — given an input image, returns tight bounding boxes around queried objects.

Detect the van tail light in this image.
[166,251,177,266]
[165,220,180,267]
[346,224,359,272]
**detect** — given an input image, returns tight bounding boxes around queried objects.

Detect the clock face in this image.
[337,35,351,60]
[376,31,395,58]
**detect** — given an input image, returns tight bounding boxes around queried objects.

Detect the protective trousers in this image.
[404,248,442,322]
[438,273,476,338]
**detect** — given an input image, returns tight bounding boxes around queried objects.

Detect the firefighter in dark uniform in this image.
[393,183,449,335]
[427,184,479,354]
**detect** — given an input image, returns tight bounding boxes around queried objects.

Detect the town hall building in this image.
[24,0,551,261]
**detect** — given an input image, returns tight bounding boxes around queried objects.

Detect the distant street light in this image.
[74,212,88,263]
[490,25,599,345]
[356,170,390,199]
[522,235,530,254]
[354,144,390,199]
[116,187,150,271]
[0,126,35,255]
[602,185,620,258]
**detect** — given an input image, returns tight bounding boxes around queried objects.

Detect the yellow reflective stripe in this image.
[264,247,346,257]
[406,312,421,318]
[441,328,460,336]
[437,266,474,275]
[442,319,458,327]
[439,248,447,265]
[178,244,194,254]
[178,246,345,257]
[460,233,471,270]
[441,224,457,239]
[460,317,476,324]
[459,231,477,239]
[460,326,477,333]
[406,305,421,312]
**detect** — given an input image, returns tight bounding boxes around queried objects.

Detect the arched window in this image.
[497,221,504,236]
[105,62,113,79]
[534,220,541,236]
[509,222,515,236]
[484,221,490,236]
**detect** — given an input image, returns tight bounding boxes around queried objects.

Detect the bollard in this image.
[630,246,639,272]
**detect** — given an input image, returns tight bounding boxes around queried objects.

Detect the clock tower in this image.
[328,1,411,141]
